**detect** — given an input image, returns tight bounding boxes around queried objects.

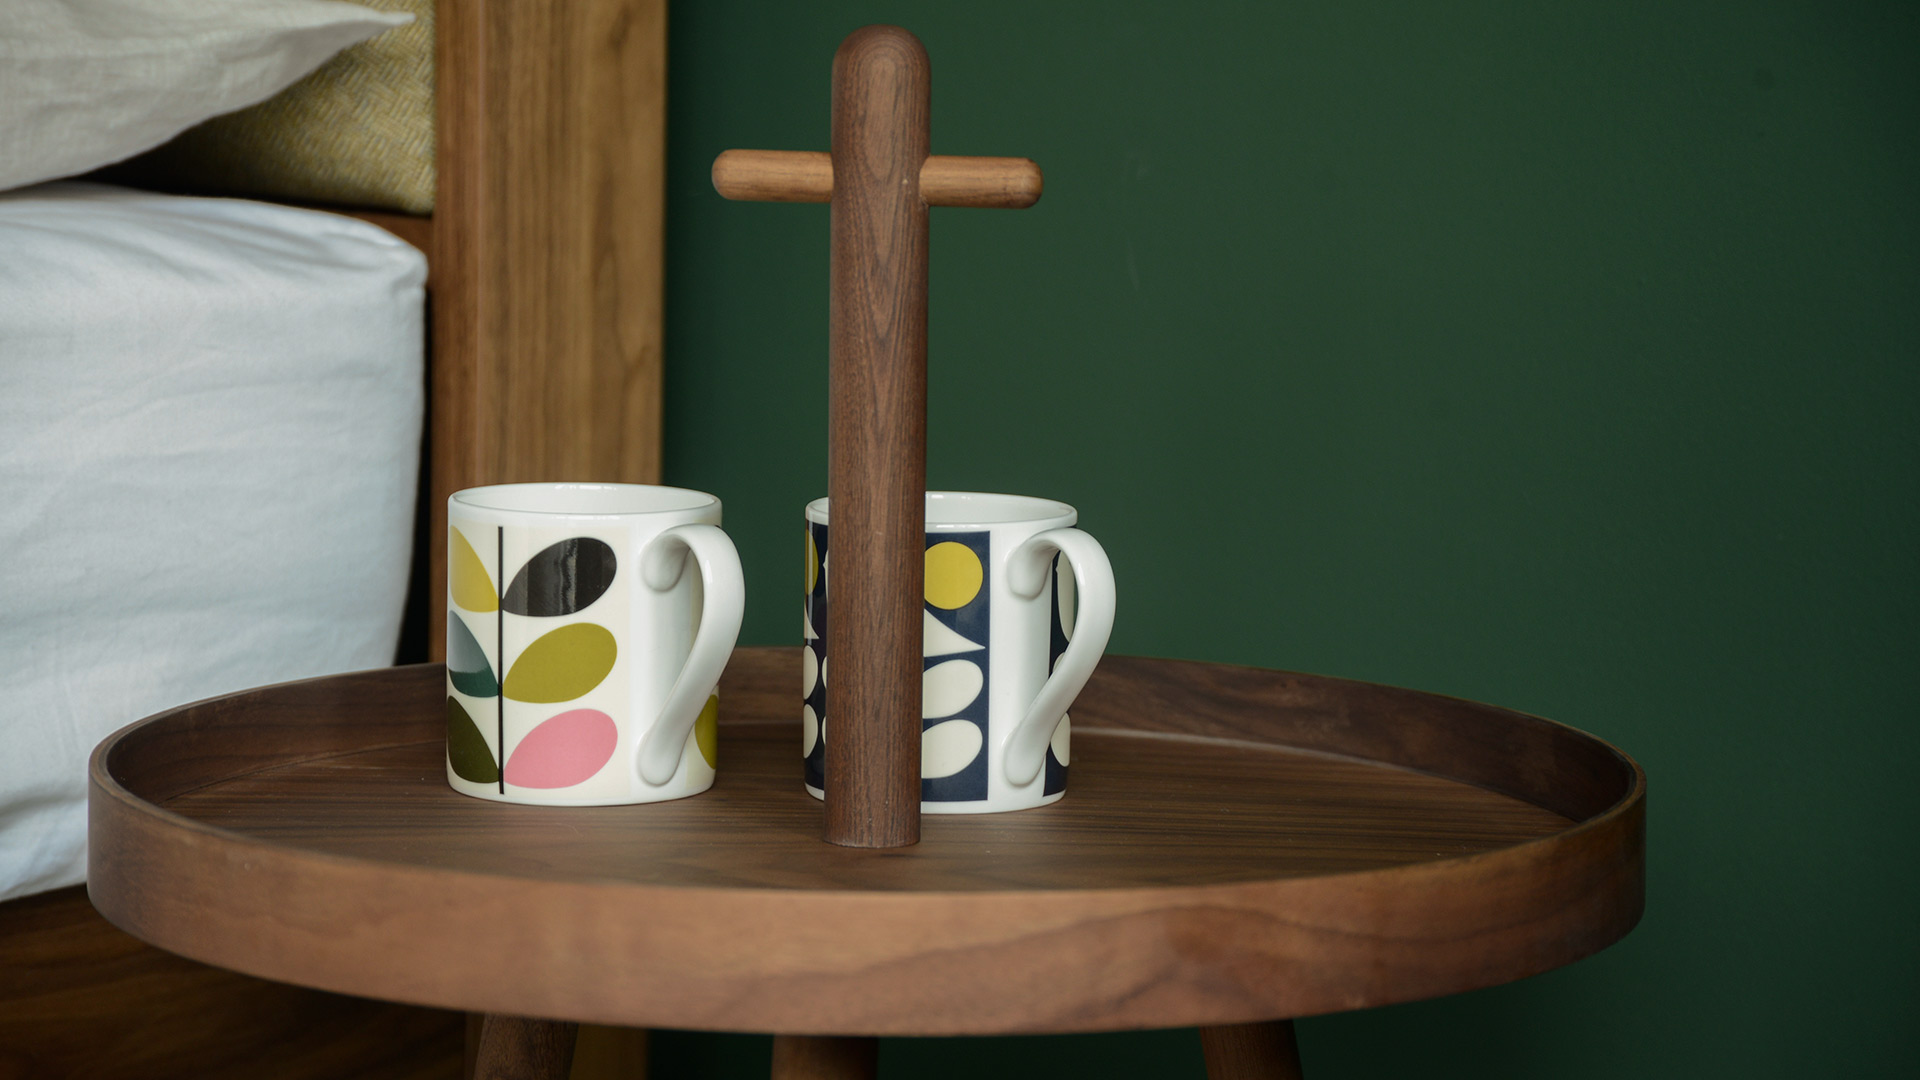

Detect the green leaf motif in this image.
[504,623,617,703]
[447,613,498,698]
[446,696,499,783]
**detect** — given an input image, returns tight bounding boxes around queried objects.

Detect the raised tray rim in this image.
[87,649,1644,1035]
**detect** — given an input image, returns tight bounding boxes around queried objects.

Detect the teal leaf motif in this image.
[447,612,498,698]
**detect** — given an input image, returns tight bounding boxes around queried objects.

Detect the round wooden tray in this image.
[88,648,1643,1037]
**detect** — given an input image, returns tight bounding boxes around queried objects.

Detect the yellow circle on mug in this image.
[925,541,983,609]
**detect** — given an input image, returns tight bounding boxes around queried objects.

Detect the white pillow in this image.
[0,0,410,192]
[0,182,426,900]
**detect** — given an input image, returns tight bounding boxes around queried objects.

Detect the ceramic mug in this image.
[802,492,1116,813]
[445,482,743,805]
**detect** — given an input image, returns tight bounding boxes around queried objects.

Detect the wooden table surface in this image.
[88,648,1644,1037]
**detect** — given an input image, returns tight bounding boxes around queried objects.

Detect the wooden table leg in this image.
[1199,1020,1303,1080]
[473,1014,580,1080]
[771,1035,879,1080]
[572,1024,649,1078]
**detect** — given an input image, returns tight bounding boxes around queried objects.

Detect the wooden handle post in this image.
[710,25,1042,848]
[824,25,930,848]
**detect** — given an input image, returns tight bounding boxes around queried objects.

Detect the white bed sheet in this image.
[0,182,425,901]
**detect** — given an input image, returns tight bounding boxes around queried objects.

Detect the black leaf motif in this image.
[502,537,617,617]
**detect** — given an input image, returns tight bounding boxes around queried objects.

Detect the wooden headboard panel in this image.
[431,0,668,661]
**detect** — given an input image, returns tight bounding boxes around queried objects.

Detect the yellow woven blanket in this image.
[122,0,433,214]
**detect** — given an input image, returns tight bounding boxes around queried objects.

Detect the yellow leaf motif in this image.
[694,694,719,769]
[450,528,498,613]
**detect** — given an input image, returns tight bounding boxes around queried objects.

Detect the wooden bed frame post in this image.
[713,25,1042,849]
[429,0,669,665]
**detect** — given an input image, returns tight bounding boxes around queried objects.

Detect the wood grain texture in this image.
[824,26,933,848]
[430,0,667,662]
[87,649,1643,1036]
[1074,655,1634,822]
[481,1015,647,1080]
[0,885,461,1080]
[475,1016,577,1080]
[712,150,834,202]
[770,1036,877,1080]
[1201,1021,1303,1080]
[143,720,1570,890]
[918,155,1044,208]
[567,1026,647,1080]
[338,209,435,272]
[712,150,1042,209]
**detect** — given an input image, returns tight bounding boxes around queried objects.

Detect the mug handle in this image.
[634,523,745,786]
[1002,527,1116,787]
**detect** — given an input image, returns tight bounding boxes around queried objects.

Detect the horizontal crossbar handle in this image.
[712,149,1043,209]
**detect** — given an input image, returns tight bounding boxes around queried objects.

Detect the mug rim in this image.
[452,482,719,519]
[805,490,1076,530]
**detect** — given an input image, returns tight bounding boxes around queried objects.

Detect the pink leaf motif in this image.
[504,709,618,789]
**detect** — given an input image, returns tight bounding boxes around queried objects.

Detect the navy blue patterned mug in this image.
[802,492,1115,812]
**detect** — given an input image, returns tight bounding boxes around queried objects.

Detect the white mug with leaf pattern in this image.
[446,483,743,806]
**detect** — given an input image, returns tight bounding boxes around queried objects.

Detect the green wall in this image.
[657,2,1918,1075]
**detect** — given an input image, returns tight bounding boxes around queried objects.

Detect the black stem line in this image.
[498,526,505,795]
